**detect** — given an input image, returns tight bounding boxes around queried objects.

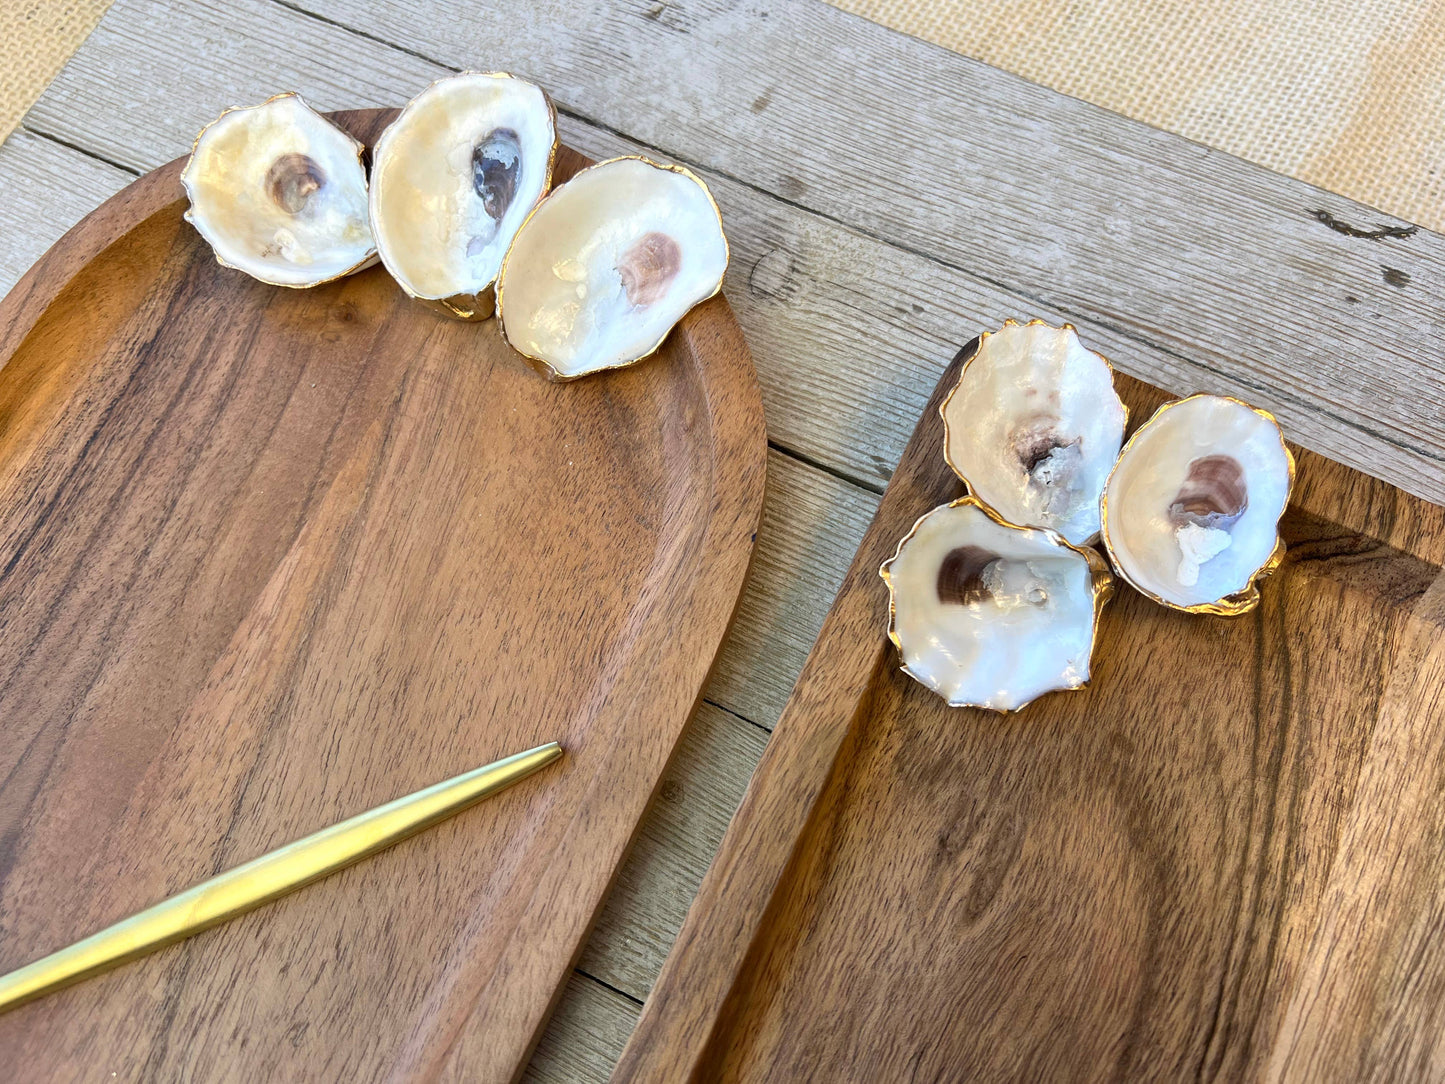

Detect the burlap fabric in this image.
[1,1,113,146]
[833,0,1445,230]
[1,0,1440,230]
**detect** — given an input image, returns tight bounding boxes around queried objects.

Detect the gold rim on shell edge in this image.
[878,495,1115,713]
[937,318,1129,544]
[494,155,731,383]
[180,91,379,290]
[1099,392,1297,616]
[366,72,561,321]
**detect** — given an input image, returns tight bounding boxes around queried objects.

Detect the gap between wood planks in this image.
[19,127,139,178]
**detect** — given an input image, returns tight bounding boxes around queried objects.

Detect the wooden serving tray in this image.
[0,110,765,1080]
[618,342,1445,1081]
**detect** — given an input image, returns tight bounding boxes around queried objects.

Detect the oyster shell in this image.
[1102,394,1294,614]
[369,72,557,319]
[496,156,728,380]
[941,320,1126,546]
[880,497,1113,712]
[181,93,375,288]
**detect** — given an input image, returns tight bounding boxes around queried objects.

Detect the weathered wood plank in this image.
[265,0,1445,508]
[24,0,444,169]
[0,107,1140,512]
[0,130,132,293]
[27,0,1445,510]
[576,452,872,1003]
[523,974,637,1084]
[582,702,770,1000]
[2,0,1261,504]
[552,449,868,1006]
[705,451,878,725]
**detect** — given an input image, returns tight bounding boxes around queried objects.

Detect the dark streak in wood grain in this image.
[1309,210,1418,241]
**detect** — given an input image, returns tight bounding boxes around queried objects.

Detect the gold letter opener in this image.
[0,741,563,1013]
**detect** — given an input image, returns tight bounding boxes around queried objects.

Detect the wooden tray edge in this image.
[611,343,967,1083]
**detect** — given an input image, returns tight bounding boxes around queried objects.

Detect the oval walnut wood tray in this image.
[618,342,1445,1082]
[0,109,765,1081]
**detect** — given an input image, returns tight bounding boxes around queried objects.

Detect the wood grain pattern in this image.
[0,114,766,1081]
[618,348,1445,1082]
[1267,573,1445,1082]
[8,0,1445,1076]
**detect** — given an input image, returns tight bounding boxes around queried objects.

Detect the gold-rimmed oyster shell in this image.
[940,319,1126,547]
[369,72,558,320]
[495,156,729,380]
[181,92,375,288]
[1101,393,1294,615]
[880,497,1113,712]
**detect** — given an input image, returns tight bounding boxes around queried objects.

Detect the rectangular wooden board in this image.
[617,346,1445,1082]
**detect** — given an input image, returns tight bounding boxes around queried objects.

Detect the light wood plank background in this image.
[1,1,1442,1078]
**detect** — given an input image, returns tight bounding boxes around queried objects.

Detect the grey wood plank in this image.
[583,453,872,1001]
[582,697,770,1000]
[24,0,444,169]
[705,449,878,725]
[0,129,132,294]
[522,974,638,1084]
[12,0,1304,505]
[28,0,1445,505]
[255,0,1445,507]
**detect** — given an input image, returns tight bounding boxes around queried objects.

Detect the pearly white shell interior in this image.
[884,501,1102,711]
[497,158,728,378]
[370,73,554,302]
[1104,395,1290,608]
[942,322,1126,546]
[181,94,374,287]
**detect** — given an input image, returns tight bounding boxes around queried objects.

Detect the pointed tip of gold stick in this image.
[0,740,567,1014]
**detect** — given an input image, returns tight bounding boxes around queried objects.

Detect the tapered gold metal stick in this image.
[0,741,563,1013]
